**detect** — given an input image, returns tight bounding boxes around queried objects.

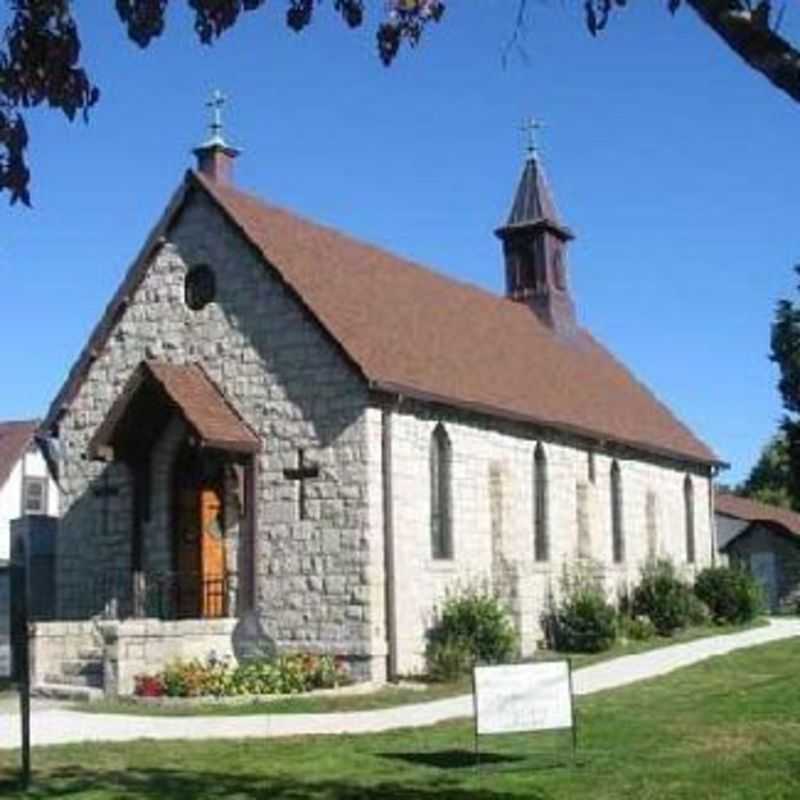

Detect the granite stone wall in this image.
[368,400,714,675]
[55,190,378,676]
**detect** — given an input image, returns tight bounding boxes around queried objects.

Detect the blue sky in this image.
[2,1,799,483]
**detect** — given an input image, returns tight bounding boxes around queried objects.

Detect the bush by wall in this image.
[134,652,350,698]
[618,614,657,642]
[694,566,763,624]
[545,561,617,653]
[631,558,694,636]
[425,584,518,680]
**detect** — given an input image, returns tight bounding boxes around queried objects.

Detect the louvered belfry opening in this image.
[496,152,577,336]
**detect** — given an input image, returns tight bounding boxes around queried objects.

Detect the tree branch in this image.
[686,0,800,102]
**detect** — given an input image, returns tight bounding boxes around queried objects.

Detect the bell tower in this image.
[495,119,576,336]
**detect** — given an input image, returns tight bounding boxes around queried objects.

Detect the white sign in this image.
[474,662,573,735]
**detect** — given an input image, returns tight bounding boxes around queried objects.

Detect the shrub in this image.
[425,584,518,679]
[631,558,694,636]
[687,594,712,627]
[546,561,617,653]
[426,638,475,682]
[618,614,656,642]
[694,566,763,624]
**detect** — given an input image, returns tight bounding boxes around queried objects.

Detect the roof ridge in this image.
[193,171,529,311]
[42,169,719,468]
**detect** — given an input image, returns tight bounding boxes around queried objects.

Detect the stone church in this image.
[35,114,720,692]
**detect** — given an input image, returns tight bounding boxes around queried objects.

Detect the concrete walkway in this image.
[1,618,798,749]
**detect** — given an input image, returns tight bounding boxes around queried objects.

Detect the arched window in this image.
[684,475,696,564]
[576,481,591,559]
[533,443,549,561]
[645,490,658,558]
[430,424,453,560]
[610,460,625,563]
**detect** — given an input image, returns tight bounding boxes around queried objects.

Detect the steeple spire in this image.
[496,121,577,336]
[193,89,241,185]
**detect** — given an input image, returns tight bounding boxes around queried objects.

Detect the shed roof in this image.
[716,493,800,541]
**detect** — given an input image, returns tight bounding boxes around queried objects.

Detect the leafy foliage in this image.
[631,558,694,636]
[425,584,518,680]
[686,592,712,626]
[694,565,763,624]
[424,637,474,682]
[3,1,800,206]
[134,651,350,698]
[617,613,656,642]
[738,432,796,510]
[770,265,800,510]
[544,561,617,653]
[0,0,444,205]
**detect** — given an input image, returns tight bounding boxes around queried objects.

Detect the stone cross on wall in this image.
[283,449,319,520]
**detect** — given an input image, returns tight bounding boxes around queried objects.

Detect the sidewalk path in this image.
[1,618,798,749]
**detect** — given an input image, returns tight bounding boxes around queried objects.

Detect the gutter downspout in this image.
[381,403,399,682]
[247,452,259,612]
[709,465,721,566]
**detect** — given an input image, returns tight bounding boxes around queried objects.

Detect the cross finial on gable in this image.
[520,116,543,161]
[206,89,227,145]
[193,88,241,185]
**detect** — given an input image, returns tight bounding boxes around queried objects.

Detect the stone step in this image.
[43,672,103,689]
[61,659,104,678]
[32,682,103,703]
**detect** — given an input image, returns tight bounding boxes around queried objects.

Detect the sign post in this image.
[473,660,576,772]
[10,532,31,789]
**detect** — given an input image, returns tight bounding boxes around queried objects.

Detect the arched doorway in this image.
[172,443,227,618]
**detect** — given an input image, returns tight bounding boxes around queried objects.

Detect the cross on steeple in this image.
[206,89,227,145]
[520,116,543,161]
[193,88,240,185]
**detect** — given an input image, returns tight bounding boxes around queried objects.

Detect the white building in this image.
[0,420,59,562]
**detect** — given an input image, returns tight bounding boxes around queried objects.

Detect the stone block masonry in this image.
[367,400,714,676]
[99,618,239,696]
[55,190,379,679]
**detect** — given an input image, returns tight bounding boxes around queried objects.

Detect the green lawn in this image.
[2,634,799,798]
[79,619,767,717]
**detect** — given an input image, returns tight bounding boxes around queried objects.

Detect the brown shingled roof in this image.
[90,361,259,456]
[0,420,38,491]
[197,173,718,465]
[716,493,800,540]
[46,170,719,466]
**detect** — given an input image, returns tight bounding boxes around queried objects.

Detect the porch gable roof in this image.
[89,361,259,459]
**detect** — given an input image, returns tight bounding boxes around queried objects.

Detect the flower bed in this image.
[134,653,351,698]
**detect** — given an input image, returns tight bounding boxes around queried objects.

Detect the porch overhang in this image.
[88,360,259,461]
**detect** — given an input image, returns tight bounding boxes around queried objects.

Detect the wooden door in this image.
[200,487,225,617]
[175,487,202,618]
[173,448,226,618]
